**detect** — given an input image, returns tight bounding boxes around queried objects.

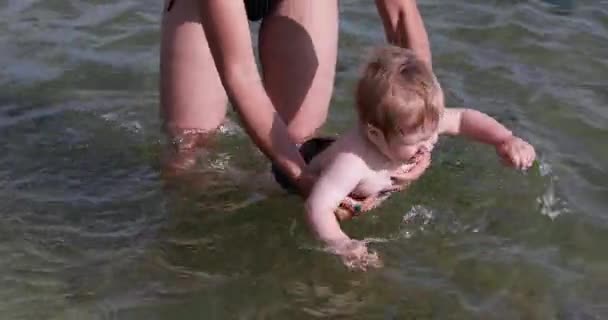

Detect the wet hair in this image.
[356,45,443,138]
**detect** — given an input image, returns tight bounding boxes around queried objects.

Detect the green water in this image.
[1,0,607,319]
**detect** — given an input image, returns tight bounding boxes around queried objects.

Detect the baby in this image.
[304,46,536,268]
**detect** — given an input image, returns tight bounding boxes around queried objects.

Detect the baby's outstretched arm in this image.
[439,108,536,169]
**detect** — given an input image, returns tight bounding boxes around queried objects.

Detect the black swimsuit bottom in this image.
[166,0,277,21]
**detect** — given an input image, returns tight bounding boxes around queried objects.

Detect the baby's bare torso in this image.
[308,129,418,198]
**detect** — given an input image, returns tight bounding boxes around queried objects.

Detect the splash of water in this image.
[402,205,435,226]
[536,160,569,220]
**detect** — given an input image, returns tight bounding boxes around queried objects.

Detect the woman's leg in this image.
[160,0,228,172]
[258,0,339,144]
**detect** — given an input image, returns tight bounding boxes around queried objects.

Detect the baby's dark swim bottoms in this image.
[271,137,336,192]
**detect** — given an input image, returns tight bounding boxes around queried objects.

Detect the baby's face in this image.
[386,125,438,163]
[386,84,444,163]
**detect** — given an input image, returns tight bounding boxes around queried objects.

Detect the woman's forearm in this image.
[375,0,432,66]
[225,71,306,182]
[199,0,306,183]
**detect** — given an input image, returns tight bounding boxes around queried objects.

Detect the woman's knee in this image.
[286,103,330,143]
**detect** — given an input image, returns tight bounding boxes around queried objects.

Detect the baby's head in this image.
[356,46,444,162]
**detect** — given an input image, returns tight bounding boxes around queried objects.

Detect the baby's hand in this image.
[496,136,536,170]
[328,239,383,271]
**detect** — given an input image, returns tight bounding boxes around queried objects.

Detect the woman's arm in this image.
[198,1,309,192]
[375,0,432,67]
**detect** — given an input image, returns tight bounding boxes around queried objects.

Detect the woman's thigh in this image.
[160,0,228,134]
[258,0,339,143]
[160,0,231,174]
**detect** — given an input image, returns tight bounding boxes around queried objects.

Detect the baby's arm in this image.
[305,152,383,269]
[439,108,512,144]
[439,108,536,169]
[305,152,367,245]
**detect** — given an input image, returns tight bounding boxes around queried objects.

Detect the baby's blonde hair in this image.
[356,46,443,137]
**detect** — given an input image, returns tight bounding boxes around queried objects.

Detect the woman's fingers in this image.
[295,171,317,197]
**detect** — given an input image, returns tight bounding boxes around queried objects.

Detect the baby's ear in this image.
[366,124,388,147]
[365,123,378,135]
[366,124,381,138]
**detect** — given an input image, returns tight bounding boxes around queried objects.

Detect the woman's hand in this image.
[294,170,317,198]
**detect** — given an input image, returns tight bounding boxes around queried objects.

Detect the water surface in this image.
[1,0,607,319]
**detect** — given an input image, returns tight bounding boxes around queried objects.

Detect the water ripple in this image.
[0,0,607,319]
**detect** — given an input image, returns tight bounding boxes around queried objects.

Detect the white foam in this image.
[536,159,568,220]
[208,153,232,171]
[402,205,435,225]
[217,120,244,137]
[537,178,568,220]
